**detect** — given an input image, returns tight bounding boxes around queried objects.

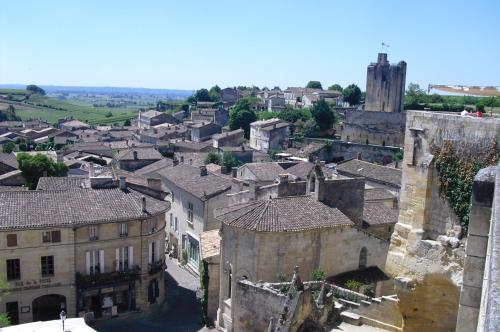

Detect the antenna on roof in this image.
[381,42,390,52]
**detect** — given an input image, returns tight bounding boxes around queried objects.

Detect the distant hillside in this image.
[0,84,194,98]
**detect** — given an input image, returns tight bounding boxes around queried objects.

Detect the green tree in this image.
[278,106,311,123]
[0,277,10,327]
[204,151,221,165]
[221,152,238,169]
[123,119,131,126]
[405,83,427,106]
[311,99,336,131]
[17,153,68,189]
[328,84,343,92]
[342,84,362,106]
[105,111,113,118]
[306,81,322,89]
[26,84,46,95]
[2,141,15,153]
[208,85,221,102]
[194,88,212,102]
[229,97,259,138]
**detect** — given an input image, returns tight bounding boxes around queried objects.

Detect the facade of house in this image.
[0,183,169,324]
[138,110,176,129]
[158,164,232,272]
[114,147,163,172]
[249,118,290,153]
[212,129,244,148]
[190,122,222,142]
[190,108,229,127]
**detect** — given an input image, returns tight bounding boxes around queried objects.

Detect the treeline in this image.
[0,105,21,121]
[405,83,500,112]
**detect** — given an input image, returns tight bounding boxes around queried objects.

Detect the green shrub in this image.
[311,268,325,281]
[345,280,363,292]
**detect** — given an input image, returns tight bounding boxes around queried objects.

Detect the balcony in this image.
[148,259,165,275]
[76,266,140,288]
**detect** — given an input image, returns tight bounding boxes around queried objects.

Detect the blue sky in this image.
[0,0,499,91]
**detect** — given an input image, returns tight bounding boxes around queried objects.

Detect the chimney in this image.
[393,196,399,210]
[89,162,95,177]
[42,170,48,177]
[357,152,362,160]
[141,196,147,212]
[180,156,184,163]
[200,165,208,176]
[231,167,238,178]
[248,180,257,201]
[173,158,179,166]
[133,150,138,160]
[119,176,127,191]
[395,160,399,169]
[56,151,63,163]
[147,178,161,191]
[278,174,288,183]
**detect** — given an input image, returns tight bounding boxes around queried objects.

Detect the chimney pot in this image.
[133,150,138,160]
[278,174,289,183]
[119,176,127,191]
[141,196,147,212]
[231,167,238,178]
[200,165,208,176]
[357,152,362,160]
[180,156,184,163]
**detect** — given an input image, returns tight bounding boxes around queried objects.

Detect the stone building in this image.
[365,53,406,113]
[158,164,232,272]
[214,166,390,330]
[249,118,290,153]
[212,129,245,148]
[138,110,176,129]
[386,111,499,331]
[114,147,163,172]
[0,180,169,324]
[189,122,222,142]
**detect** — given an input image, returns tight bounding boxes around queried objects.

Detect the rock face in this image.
[386,111,500,331]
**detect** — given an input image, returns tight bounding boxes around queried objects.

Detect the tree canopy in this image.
[204,151,221,165]
[328,84,343,92]
[17,153,68,189]
[342,84,362,106]
[208,85,221,102]
[306,81,323,89]
[123,119,131,126]
[26,84,46,95]
[194,88,211,102]
[311,99,337,131]
[0,105,21,121]
[229,97,258,138]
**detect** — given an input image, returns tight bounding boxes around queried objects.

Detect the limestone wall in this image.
[386,111,500,331]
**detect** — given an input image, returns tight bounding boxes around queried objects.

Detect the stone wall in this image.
[302,138,402,164]
[338,110,406,147]
[386,111,500,331]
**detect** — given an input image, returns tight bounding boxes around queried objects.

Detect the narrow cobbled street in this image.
[93,257,207,332]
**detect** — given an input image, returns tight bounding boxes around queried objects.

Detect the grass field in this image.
[0,90,141,125]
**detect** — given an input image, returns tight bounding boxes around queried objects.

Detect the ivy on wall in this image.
[433,139,498,230]
[199,259,209,325]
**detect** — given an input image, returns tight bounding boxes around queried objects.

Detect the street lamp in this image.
[60,310,66,331]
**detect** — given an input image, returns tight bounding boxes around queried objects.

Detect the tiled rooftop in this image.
[0,188,170,230]
[336,159,402,188]
[215,195,353,232]
[363,201,398,226]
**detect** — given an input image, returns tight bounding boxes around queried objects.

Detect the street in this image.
[93,258,207,332]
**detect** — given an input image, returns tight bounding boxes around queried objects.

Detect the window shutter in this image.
[148,242,153,264]
[115,248,120,271]
[99,249,105,273]
[128,246,134,269]
[154,241,160,263]
[85,252,91,275]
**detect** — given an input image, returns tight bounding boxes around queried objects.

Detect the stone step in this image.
[359,315,402,332]
[339,298,360,308]
[340,311,361,326]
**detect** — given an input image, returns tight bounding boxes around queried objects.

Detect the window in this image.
[42,231,61,243]
[89,226,98,240]
[41,256,54,277]
[115,247,132,271]
[119,223,128,237]
[6,234,17,247]
[6,259,20,280]
[171,192,175,203]
[174,217,178,232]
[187,202,194,223]
[148,220,156,233]
[86,250,104,275]
[148,241,159,264]
[169,213,173,229]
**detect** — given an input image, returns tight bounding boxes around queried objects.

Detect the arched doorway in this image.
[32,294,66,321]
[359,247,367,269]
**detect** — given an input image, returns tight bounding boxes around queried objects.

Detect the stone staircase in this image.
[339,295,402,332]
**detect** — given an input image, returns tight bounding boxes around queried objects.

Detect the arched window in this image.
[359,247,367,269]
[309,175,316,193]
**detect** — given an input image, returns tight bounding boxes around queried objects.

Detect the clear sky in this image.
[0,0,499,91]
